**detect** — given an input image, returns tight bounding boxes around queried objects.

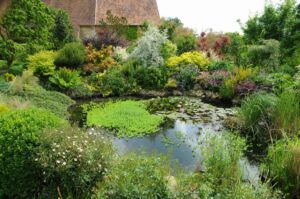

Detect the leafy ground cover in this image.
[87,100,164,137]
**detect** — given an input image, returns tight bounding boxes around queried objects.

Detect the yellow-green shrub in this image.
[166,51,210,71]
[27,51,57,76]
[0,104,10,114]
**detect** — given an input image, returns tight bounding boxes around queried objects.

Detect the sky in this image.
[156,0,298,33]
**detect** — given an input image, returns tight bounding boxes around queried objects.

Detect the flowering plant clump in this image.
[235,80,256,97]
[36,127,114,198]
[197,70,229,91]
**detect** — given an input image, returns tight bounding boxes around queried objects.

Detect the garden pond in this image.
[70,97,260,183]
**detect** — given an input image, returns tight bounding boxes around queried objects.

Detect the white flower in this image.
[62,162,66,166]
[56,160,61,164]
[74,158,78,162]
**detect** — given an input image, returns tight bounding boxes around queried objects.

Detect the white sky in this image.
[157,0,299,33]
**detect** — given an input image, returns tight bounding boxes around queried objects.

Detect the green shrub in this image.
[54,42,85,68]
[266,73,294,93]
[174,33,197,55]
[37,127,113,198]
[22,86,74,118]
[208,60,233,71]
[0,108,64,198]
[97,67,134,96]
[0,104,10,114]
[97,154,173,199]
[161,40,177,60]
[9,60,26,75]
[263,138,300,198]
[135,66,168,90]
[50,10,74,49]
[49,68,83,92]
[27,50,57,76]
[248,39,280,71]
[87,100,164,137]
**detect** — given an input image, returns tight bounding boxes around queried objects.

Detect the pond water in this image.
[71,97,260,183]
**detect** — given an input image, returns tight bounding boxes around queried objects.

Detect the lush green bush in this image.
[208,60,233,71]
[49,68,83,92]
[50,10,74,49]
[37,127,113,198]
[166,51,210,71]
[266,73,295,93]
[97,154,173,199]
[263,138,300,198]
[1,0,55,48]
[54,42,85,68]
[21,86,74,118]
[87,100,164,137]
[174,31,197,55]
[248,39,280,70]
[27,50,57,76]
[135,66,168,90]
[0,108,64,198]
[161,40,177,60]
[97,67,135,96]
[0,104,10,114]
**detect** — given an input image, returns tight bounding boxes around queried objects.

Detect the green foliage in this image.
[49,68,83,92]
[0,104,10,114]
[97,67,135,96]
[177,134,277,199]
[50,10,74,49]
[9,60,26,75]
[97,154,173,199]
[263,138,300,198]
[239,93,278,145]
[87,100,164,137]
[172,27,197,55]
[266,73,295,93]
[27,50,57,76]
[125,26,139,41]
[161,40,177,60]
[242,0,299,59]
[224,32,247,66]
[274,90,300,136]
[208,60,233,71]
[1,0,55,48]
[248,39,280,70]
[135,66,168,90]
[55,42,85,68]
[0,108,64,198]
[21,86,74,118]
[37,127,113,199]
[166,51,210,71]
[159,17,183,41]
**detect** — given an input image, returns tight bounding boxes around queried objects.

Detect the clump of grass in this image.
[263,138,300,198]
[238,92,277,145]
[274,90,300,136]
[87,100,164,137]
